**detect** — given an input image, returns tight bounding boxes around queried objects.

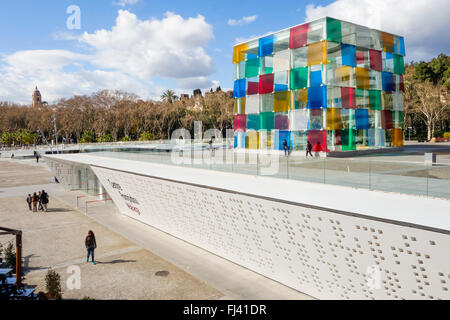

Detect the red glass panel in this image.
[341,87,356,108]
[259,73,274,94]
[289,24,309,49]
[369,49,382,71]
[247,81,259,95]
[381,110,393,129]
[308,130,328,152]
[233,114,247,132]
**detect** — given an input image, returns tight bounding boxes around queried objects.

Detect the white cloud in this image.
[228,15,257,27]
[0,10,216,104]
[113,0,140,7]
[304,0,450,61]
[81,10,214,79]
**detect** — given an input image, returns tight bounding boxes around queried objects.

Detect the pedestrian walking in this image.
[26,194,32,211]
[282,139,289,157]
[32,192,39,212]
[41,190,49,212]
[38,191,44,211]
[306,140,313,158]
[85,230,97,265]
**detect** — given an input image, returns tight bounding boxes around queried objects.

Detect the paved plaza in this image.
[0,159,311,300]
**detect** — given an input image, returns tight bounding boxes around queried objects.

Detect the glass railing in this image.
[75,143,450,200]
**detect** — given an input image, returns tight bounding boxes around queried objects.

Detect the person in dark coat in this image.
[40,190,49,212]
[306,140,313,157]
[85,230,97,265]
[282,139,288,157]
[26,194,32,211]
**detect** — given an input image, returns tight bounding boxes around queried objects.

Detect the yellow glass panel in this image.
[335,66,351,83]
[381,32,394,53]
[355,67,370,89]
[393,128,403,147]
[233,43,249,64]
[298,88,308,102]
[234,98,246,114]
[259,131,274,149]
[273,91,290,112]
[234,99,238,114]
[307,41,327,66]
[326,108,342,130]
[246,131,259,149]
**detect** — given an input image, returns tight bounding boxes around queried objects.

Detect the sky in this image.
[0,0,448,104]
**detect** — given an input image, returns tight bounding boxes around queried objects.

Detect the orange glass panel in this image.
[381,32,394,53]
[233,43,249,64]
[273,91,290,112]
[307,41,327,66]
[326,108,343,130]
[355,67,370,89]
[392,128,403,147]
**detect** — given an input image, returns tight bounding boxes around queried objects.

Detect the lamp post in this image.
[51,110,58,153]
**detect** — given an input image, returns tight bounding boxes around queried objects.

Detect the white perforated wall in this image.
[89,166,450,300]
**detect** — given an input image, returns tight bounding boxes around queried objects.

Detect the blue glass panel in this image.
[275,130,291,150]
[307,86,327,109]
[382,72,394,92]
[234,132,246,148]
[233,79,246,98]
[399,37,405,56]
[259,35,274,57]
[274,84,289,92]
[355,109,369,129]
[246,53,258,60]
[341,44,356,67]
[310,70,322,86]
[385,52,394,60]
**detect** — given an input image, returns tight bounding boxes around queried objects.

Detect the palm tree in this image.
[161,90,178,103]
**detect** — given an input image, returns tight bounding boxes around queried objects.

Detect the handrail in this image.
[84,198,112,215]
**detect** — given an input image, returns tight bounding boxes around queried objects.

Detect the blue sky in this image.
[0,0,448,104]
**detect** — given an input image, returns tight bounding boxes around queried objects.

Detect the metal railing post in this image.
[369,160,372,190]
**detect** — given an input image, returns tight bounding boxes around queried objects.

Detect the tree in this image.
[80,130,95,143]
[139,131,154,141]
[4,241,16,269]
[161,90,178,103]
[45,269,62,299]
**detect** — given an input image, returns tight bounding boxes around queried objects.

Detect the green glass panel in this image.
[393,54,405,74]
[247,114,260,130]
[289,67,308,90]
[326,17,342,43]
[245,58,259,78]
[369,90,382,110]
[341,129,356,150]
[260,112,275,130]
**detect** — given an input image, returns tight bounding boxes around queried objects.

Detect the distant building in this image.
[32,86,42,107]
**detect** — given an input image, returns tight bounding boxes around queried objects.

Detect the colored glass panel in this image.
[355,67,370,89]
[394,54,405,75]
[234,114,247,132]
[326,108,342,130]
[260,112,275,130]
[234,97,246,114]
[246,130,259,149]
[341,129,356,150]
[381,110,393,129]
[382,72,394,92]
[310,70,322,86]
[327,86,342,108]
[369,50,382,71]
[290,67,308,90]
[292,89,308,109]
[275,130,291,151]
[290,23,309,49]
[392,128,403,147]
[273,91,290,112]
[341,44,356,67]
[307,18,325,44]
[232,43,248,63]
[308,130,327,152]
[355,89,368,109]
[245,58,259,78]
[369,90,382,110]
[307,41,327,66]
[274,71,288,92]
[307,86,327,109]
[355,109,369,129]
[274,113,289,130]
[247,77,259,95]
[233,79,246,98]
[381,32,395,53]
[341,87,355,109]
[259,35,274,57]
[260,56,273,75]
[259,73,274,94]
[326,17,342,43]
[234,131,246,148]
[308,109,323,130]
[246,114,260,130]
